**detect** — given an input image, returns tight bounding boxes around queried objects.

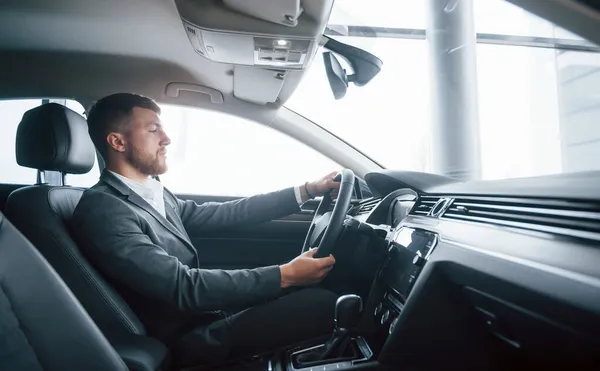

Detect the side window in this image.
[158,104,341,196]
[0,99,100,186]
[0,100,39,184]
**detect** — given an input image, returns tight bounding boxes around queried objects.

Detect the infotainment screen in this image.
[382,227,438,302]
[393,227,437,257]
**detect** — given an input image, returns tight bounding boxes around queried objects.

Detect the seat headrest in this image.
[16,103,96,174]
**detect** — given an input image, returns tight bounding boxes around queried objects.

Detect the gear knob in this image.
[335,294,363,330]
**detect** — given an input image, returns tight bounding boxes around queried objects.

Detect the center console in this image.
[287,337,373,371]
[285,226,439,370]
[364,227,439,350]
[287,295,373,371]
[203,226,439,371]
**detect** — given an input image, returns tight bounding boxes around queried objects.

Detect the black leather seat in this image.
[0,210,128,370]
[5,103,169,371]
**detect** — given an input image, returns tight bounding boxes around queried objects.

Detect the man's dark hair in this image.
[87,93,161,160]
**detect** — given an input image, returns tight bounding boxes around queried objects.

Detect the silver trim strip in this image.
[443,213,600,241]
[450,201,600,219]
[325,25,600,52]
[287,337,372,370]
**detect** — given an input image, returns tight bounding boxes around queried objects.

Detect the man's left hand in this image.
[303,171,341,201]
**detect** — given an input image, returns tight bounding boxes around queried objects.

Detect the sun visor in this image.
[233,66,286,105]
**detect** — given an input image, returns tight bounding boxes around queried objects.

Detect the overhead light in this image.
[274,39,290,47]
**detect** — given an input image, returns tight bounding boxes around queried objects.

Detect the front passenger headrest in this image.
[16,103,96,174]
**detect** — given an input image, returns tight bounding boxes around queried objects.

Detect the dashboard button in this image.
[389,316,399,334]
[413,254,425,267]
[380,309,390,325]
[374,302,383,317]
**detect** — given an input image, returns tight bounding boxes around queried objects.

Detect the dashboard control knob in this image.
[380,309,390,325]
[374,302,383,317]
[413,254,425,267]
[389,316,399,335]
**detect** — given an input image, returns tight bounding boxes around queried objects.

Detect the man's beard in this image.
[125,144,167,176]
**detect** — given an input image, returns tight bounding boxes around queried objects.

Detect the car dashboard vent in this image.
[355,197,382,215]
[409,196,442,216]
[442,197,600,240]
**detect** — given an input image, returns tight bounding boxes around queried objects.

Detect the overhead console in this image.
[181,21,316,70]
[173,0,333,104]
[176,0,331,70]
[173,0,382,104]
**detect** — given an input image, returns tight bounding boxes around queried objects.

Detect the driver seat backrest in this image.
[0,210,127,370]
[4,103,145,338]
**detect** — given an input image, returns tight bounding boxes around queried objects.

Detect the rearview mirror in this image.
[323,52,349,100]
[322,37,383,100]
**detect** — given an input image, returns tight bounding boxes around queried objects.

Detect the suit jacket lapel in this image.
[100,170,196,252]
[163,196,190,239]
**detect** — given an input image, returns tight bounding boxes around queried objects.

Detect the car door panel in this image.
[177,194,318,269]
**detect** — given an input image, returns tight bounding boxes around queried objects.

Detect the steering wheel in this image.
[301,169,355,258]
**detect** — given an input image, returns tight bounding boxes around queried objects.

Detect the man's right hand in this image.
[280,248,336,288]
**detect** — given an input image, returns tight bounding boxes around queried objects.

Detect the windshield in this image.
[286,0,600,181]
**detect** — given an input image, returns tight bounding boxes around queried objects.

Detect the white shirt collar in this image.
[108,170,166,218]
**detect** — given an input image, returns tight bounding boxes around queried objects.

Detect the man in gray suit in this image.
[71,93,342,367]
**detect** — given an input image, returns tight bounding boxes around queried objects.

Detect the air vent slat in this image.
[409,196,441,216]
[448,196,599,210]
[452,202,600,220]
[442,197,600,240]
[356,197,382,216]
[412,210,430,215]
[443,213,600,241]
[445,207,600,232]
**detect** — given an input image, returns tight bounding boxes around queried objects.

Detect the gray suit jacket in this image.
[70,170,300,343]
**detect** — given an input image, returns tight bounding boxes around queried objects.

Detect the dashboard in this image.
[347,170,600,371]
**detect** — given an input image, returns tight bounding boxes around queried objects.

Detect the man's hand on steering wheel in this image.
[279,248,336,288]
[300,171,341,203]
[275,171,344,289]
[277,169,355,289]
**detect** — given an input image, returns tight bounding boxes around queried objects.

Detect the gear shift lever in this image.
[335,294,363,331]
[296,294,363,365]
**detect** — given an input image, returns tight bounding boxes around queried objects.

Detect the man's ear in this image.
[106,132,126,153]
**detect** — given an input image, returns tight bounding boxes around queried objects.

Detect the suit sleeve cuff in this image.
[256,265,283,298]
[294,186,303,205]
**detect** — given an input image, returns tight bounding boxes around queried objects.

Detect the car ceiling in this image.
[1,0,599,122]
[0,0,330,122]
[508,0,600,47]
